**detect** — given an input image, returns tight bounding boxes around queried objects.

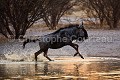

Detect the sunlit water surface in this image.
[0,57,120,80]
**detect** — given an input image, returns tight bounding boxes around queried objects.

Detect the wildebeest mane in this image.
[53,24,79,34]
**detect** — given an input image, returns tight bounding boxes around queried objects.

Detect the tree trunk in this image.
[106,20,113,29]
[100,22,103,28]
[113,19,118,28]
[20,29,27,39]
[5,26,13,36]
[51,22,57,30]
[100,18,104,27]
[15,28,20,39]
[15,34,20,39]
[50,15,58,30]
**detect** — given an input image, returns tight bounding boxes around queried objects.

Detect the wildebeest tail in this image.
[23,39,39,49]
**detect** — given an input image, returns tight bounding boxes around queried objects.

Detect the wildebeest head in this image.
[76,22,88,41]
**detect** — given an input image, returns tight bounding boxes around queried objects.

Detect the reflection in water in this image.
[73,64,82,76]
[35,62,49,76]
[0,57,120,80]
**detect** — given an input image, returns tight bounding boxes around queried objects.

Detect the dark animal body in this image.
[23,23,88,61]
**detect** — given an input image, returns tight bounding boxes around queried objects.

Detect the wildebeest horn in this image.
[81,21,83,25]
[78,21,84,28]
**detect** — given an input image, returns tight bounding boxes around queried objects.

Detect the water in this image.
[0,30,120,80]
[0,57,120,80]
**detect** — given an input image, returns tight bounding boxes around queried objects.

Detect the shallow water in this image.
[0,57,120,80]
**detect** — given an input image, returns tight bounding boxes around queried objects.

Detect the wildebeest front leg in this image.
[70,43,84,59]
[43,49,53,61]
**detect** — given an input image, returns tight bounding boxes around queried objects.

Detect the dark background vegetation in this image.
[0,0,120,39]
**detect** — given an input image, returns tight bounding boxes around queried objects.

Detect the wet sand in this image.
[0,57,120,80]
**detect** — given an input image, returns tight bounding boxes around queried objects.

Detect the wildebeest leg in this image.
[70,43,84,59]
[43,49,53,61]
[35,50,43,62]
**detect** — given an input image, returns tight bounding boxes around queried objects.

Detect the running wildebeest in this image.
[23,22,88,62]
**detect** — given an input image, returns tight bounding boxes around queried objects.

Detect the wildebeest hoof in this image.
[49,60,54,61]
[81,56,84,59]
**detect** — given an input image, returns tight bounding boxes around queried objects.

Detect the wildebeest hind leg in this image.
[35,50,43,62]
[43,49,53,61]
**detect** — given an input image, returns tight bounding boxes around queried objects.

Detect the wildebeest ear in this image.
[81,21,83,25]
[78,21,84,29]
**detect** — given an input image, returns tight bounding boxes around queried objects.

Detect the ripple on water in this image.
[0,57,120,80]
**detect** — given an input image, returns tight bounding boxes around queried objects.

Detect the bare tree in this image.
[73,0,105,27]
[0,0,78,38]
[85,0,105,27]
[88,0,120,29]
[0,0,49,39]
[42,0,77,29]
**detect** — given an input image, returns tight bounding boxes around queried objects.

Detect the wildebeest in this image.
[23,22,88,61]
